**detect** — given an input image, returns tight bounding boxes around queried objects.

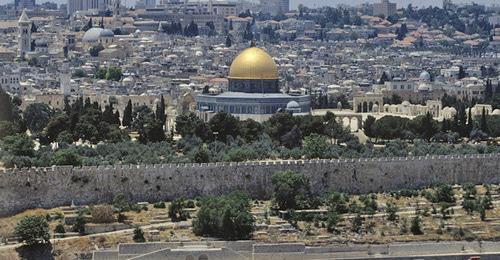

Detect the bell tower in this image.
[18,9,31,58]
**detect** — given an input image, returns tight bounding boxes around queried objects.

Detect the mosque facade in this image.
[196,46,311,122]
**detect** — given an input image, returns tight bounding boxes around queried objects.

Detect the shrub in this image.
[325,192,349,214]
[271,171,318,210]
[117,213,126,223]
[184,200,196,208]
[14,216,50,246]
[400,218,408,234]
[452,227,476,241]
[193,192,254,240]
[168,199,188,222]
[112,193,130,212]
[386,202,398,222]
[434,184,455,203]
[360,194,378,214]
[351,214,364,233]
[410,216,423,235]
[54,224,65,234]
[133,226,145,243]
[72,214,85,235]
[154,202,166,208]
[462,199,477,214]
[326,210,340,233]
[91,205,115,223]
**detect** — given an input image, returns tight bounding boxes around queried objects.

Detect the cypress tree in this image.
[114,110,121,126]
[480,107,487,133]
[467,107,473,136]
[0,88,14,122]
[122,100,133,128]
[155,95,166,125]
[103,104,114,124]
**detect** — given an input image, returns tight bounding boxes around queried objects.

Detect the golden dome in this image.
[228,47,279,80]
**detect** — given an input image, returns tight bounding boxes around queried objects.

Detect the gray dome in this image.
[82,27,104,42]
[419,71,431,81]
[286,100,300,109]
[100,29,114,37]
[34,38,48,47]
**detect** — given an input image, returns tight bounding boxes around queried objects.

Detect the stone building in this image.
[353,93,384,113]
[382,100,443,118]
[196,46,310,122]
[372,0,397,18]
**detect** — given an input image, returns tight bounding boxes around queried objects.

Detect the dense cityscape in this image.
[0,0,500,259]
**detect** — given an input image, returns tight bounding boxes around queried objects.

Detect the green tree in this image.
[351,213,363,233]
[106,67,122,81]
[113,193,130,212]
[372,116,410,140]
[1,133,34,156]
[23,103,54,133]
[271,171,315,210]
[54,224,65,234]
[155,95,166,125]
[45,114,71,143]
[14,216,50,246]
[94,67,107,79]
[480,107,487,133]
[410,216,423,235]
[303,134,329,159]
[168,199,188,222]
[193,192,254,240]
[408,112,439,141]
[0,88,14,122]
[71,213,85,235]
[72,69,87,78]
[175,112,213,141]
[193,146,210,163]
[458,65,467,79]
[133,226,145,242]
[208,112,241,142]
[264,112,297,144]
[89,44,104,57]
[434,184,455,204]
[325,192,350,214]
[139,119,165,144]
[379,71,389,84]
[363,116,376,139]
[50,149,82,166]
[122,100,133,127]
[0,121,18,140]
[386,202,399,222]
[326,210,340,232]
[240,119,263,142]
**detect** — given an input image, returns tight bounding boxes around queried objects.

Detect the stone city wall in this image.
[1,154,499,216]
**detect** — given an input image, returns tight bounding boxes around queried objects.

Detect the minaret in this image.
[113,0,121,18]
[208,0,213,15]
[18,9,31,58]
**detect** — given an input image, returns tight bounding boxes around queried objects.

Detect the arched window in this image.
[185,256,195,260]
[198,255,208,260]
